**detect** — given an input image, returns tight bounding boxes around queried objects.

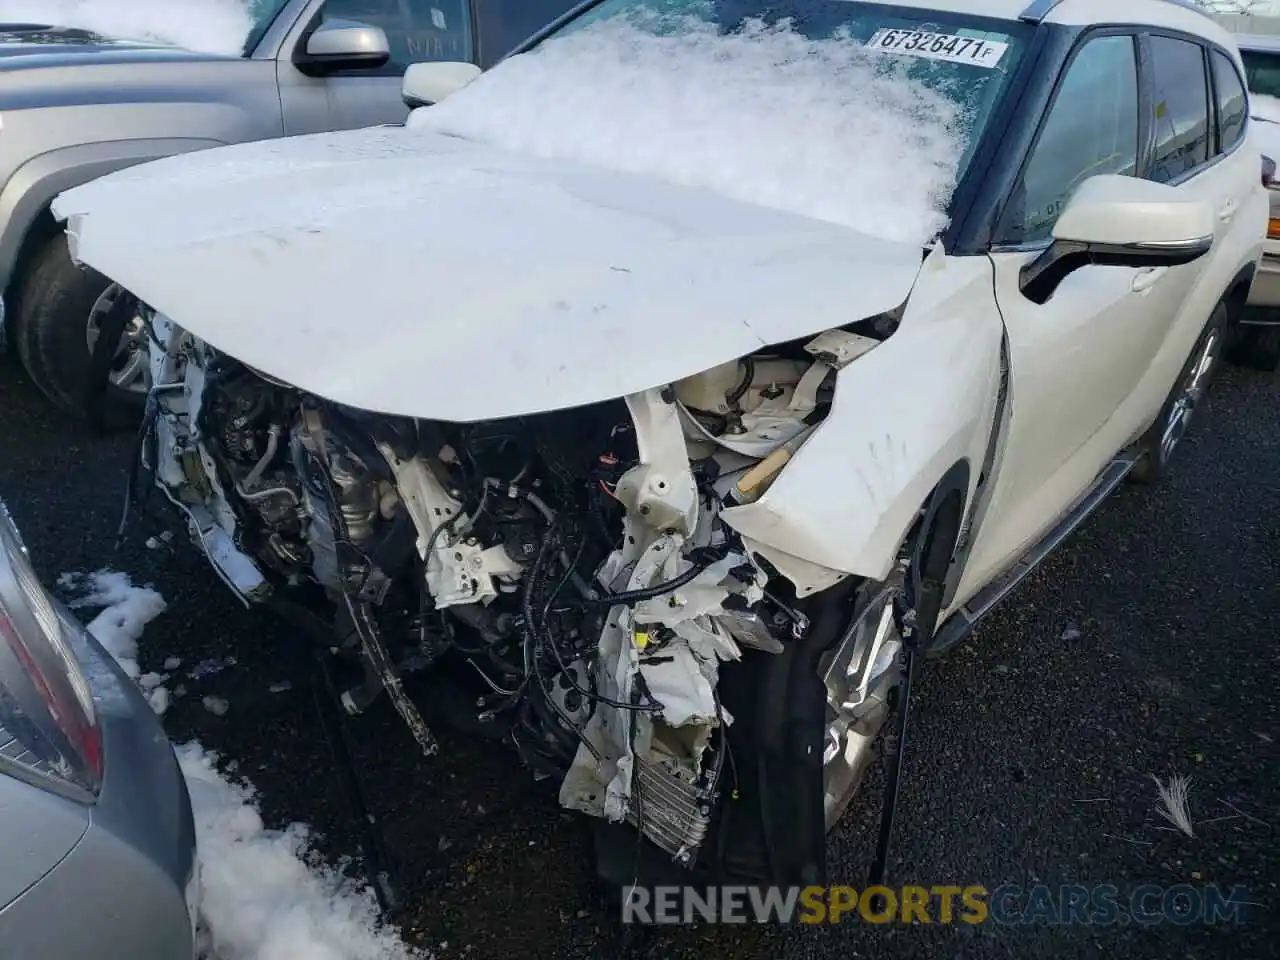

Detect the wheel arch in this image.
[704,460,973,889]
[1221,260,1257,327]
[0,139,227,296]
[907,459,971,588]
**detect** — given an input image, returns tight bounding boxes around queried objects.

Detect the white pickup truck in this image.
[1218,13,1280,369]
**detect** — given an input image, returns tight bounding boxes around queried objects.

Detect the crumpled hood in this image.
[54,126,926,422]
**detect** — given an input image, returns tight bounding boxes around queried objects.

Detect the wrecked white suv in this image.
[49,0,1267,891]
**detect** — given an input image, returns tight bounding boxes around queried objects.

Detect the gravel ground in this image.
[0,356,1276,960]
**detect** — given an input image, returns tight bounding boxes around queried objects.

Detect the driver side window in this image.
[1000,35,1140,245]
[319,0,474,72]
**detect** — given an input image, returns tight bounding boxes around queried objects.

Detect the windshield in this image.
[418,0,1029,245]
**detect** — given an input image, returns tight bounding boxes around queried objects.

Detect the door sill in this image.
[930,449,1141,655]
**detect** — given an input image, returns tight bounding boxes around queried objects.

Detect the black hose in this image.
[116,392,159,542]
[540,539,661,714]
[584,550,724,607]
[521,521,596,761]
[725,356,755,407]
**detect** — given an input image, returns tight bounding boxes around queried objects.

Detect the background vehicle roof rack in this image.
[1019,0,1064,23]
[1022,0,1212,23]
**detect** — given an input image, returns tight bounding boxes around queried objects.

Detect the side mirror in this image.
[1019,174,1215,305]
[402,61,482,108]
[294,19,390,75]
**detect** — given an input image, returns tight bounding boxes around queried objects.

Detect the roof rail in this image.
[1019,0,1065,24]
[1021,0,1212,25]
[1161,0,1212,16]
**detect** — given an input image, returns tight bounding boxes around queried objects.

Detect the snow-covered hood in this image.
[54,126,926,422]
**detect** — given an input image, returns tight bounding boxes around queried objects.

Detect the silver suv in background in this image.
[1216,12,1280,369]
[0,500,197,958]
[0,0,574,422]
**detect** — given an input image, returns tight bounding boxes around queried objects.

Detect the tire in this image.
[593,578,882,892]
[13,233,146,425]
[1130,301,1227,486]
[1226,323,1280,372]
[593,503,966,892]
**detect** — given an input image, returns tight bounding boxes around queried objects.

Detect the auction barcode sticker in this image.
[865,28,1009,67]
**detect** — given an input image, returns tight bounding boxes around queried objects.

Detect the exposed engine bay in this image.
[136,311,898,865]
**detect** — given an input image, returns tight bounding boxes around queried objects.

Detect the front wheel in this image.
[1130,301,1226,486]
[14,233,149,424]
[593,573,906,892]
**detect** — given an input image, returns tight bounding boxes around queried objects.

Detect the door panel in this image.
[957,33,1150,600]
[954,249,1196,606]
[957,31,1254,609]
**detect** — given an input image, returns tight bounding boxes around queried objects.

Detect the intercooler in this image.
[627,755,714,866]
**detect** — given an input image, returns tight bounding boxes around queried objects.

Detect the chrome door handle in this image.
[1132,266,1168,293]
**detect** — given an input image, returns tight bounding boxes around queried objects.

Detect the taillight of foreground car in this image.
[0,502,102,802]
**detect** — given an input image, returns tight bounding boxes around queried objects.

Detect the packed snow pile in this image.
[61,570,171,713]
[416,14,969,245]
[0,0,255,55]
[178,743,423,960]
[60,569,423,960]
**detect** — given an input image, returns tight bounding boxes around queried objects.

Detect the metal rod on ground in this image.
[311,649,400,917]
[867,574,944,894]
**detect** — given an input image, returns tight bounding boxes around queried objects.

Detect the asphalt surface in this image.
[0,355,1276,960]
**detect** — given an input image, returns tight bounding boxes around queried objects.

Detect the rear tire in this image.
[1130,301,1227,486]
[13,233,145,425]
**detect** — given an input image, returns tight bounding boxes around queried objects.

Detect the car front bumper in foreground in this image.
[0,601,197,960]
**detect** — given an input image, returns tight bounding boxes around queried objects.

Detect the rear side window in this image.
[1147,36,1211,183]
[1241,49,1280,99]
[1212,49,1247,153]
[998,34,1139,244]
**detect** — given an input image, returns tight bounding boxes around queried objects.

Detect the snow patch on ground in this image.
[60,569,423,960]
[0,0,254,55]
[180,742,424,960]
[415,15,967,245]
[63,570,169,711]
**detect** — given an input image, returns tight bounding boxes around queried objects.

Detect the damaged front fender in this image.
[720,249,1005,589]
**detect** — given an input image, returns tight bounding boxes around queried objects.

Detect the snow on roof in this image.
[0,0,253,55]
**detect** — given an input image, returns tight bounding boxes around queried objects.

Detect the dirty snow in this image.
[63,570,171,713]
[203,694,231,716]
[415,14,968,245]
[61,570,423,960]
[0,0,254,55]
